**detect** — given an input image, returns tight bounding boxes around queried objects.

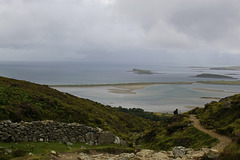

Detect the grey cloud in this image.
[168,0,240,41]
[114,0,240,52]
[0,0,240,65]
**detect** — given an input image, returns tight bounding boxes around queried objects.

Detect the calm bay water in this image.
[54,83,240,113]
[1,61,240,112]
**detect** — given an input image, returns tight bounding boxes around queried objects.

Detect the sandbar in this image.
[50,82,192,87]
[196,80,240,85]
[108,84,156,94]
[193,88,240,94]
[51,82,192,95]
[200,97,221,100]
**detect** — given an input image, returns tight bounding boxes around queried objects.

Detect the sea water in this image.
[54,83,240,113]
[0,61,240,112]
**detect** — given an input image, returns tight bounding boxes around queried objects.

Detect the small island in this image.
[131,68,153,75]
[194,73,237,79]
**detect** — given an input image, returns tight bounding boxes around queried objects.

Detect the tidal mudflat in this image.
[53,82,240,113]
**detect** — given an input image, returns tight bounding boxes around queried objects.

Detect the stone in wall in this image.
[97,131,115,145]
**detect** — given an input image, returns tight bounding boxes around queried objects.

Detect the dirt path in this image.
[189,115,232,152]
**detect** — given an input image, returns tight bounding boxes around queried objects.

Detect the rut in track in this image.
[189,115,232,152]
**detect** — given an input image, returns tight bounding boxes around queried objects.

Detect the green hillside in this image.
[0,76,153,142]
[189,94,240,138]
[135,114,218,150]
[189,94,240,159]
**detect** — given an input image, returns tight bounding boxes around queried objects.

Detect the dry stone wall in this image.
[0,120,125,145]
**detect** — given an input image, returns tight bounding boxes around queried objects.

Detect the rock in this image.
[6,149,12,153]
[206,149,220,159]
[28,152,34,156]
[185,148,194,154]
[50,150,57,155]
[201,148,211,154]
[136,149,154,158]
[120,139,127,146]
[114,136,121,144]
[167,151,174,158]
[173,146,186,158]
[70,137,77,143]
[92,153,103,159]
[96,127,103,132]
[0,132,10,142]
[78,135,86,143]
[62,136,69,142]
[3,120,12,124]
[152,152,170,160]
[119,153,135,160]
[191,151,205,159]
[98,132,115,145]
[78,152,92,160]
[85,132,97,145]
[66,142,73,146]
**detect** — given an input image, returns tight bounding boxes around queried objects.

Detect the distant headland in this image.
[194,73,237,79]
[210,66,240,70]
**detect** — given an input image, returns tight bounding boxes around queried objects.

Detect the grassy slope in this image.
[188,94,240,159]
[0,76,153,142]
[0,142,134,160]
[189,94,240,138]
[135,114,218,150]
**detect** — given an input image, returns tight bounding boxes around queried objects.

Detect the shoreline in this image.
[193,88,240,94]
[49,80,240,88]
[50,82,193,87]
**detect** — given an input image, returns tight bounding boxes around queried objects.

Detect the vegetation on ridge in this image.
[0,76,153,142]
[189,94,240,139]
[195,73,237,79]
[115,107,163,121]
[189,94,240,159]
[135,114,218,150]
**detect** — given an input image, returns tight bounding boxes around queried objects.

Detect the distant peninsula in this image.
[131,68,153,75]
[195,73,237,79]
[210,66,240,70]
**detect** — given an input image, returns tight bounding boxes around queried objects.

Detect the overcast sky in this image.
[0,0,240,65]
